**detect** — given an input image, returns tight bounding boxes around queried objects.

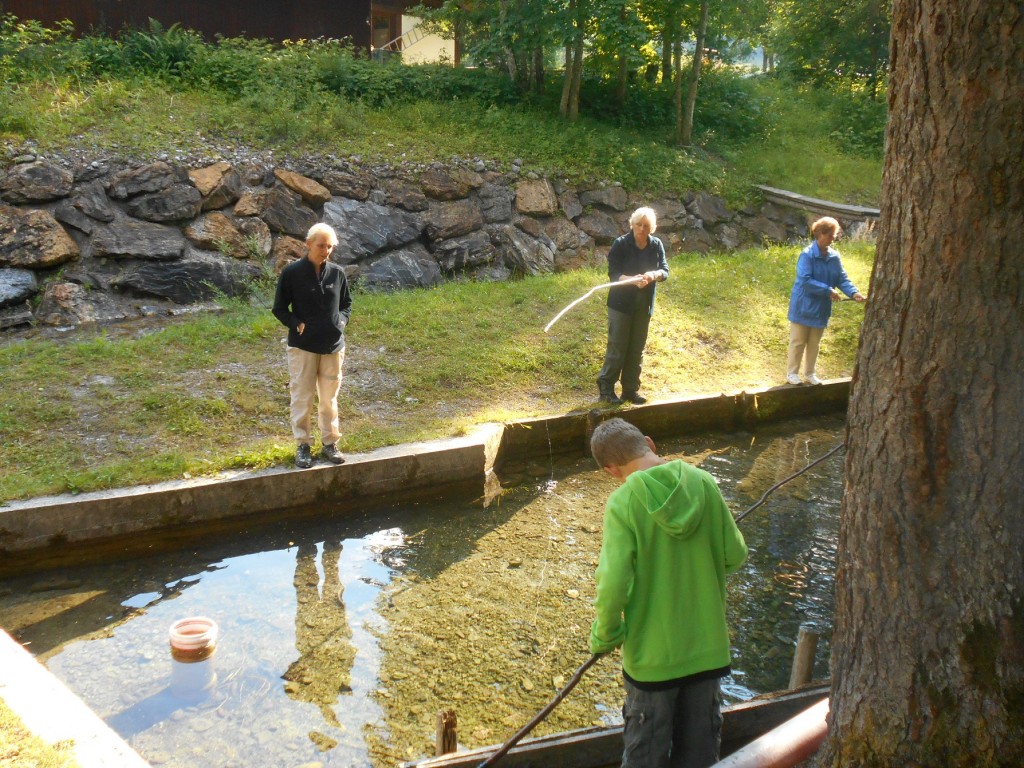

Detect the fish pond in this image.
[0,415,846,767]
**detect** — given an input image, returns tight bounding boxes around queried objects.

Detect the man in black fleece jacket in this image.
[272,223,352,468]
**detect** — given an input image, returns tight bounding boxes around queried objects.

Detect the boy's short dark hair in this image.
[591,418,649,468]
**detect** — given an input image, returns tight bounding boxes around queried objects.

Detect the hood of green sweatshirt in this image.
[622,459,706,538]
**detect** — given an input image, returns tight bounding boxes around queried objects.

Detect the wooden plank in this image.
[717,685,830,754]
[404,685,830,768]
[755,185,880,221]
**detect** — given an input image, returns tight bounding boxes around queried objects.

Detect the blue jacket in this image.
[787,242,860,328]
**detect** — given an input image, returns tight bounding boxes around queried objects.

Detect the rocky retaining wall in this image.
[0,154,812,329]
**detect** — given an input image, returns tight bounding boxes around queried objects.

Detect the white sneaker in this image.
[786,373,803,385]
[805,373,823,385]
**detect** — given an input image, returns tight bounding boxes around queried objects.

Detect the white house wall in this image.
[401,15,455,64]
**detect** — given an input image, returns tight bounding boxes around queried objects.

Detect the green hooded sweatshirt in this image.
[590,459,748,683]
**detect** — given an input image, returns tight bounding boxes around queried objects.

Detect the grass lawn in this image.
[0,698,80,768]
[0,241,874,502]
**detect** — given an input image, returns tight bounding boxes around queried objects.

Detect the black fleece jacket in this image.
[272,257,352,354]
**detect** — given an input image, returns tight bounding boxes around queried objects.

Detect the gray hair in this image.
[629,207,658,233]
[306,222,339,246]
[591,418,649,468]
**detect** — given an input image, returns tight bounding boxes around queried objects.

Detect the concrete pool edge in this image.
[0,628,153,767]
[0,380,849,565]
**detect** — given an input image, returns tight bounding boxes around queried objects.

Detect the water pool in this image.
[0,415,845,767]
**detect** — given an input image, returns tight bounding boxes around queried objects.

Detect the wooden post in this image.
[436,709,458,756]
[788,625,819,690]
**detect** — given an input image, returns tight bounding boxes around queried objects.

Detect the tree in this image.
[676,0,708,146]
[558,0,587,120]
[409,0,556,92]
[824,0,1024,764]
[771,0,890,95]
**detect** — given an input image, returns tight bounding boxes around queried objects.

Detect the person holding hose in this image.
[786,216,866,385]
[597,207,669,405]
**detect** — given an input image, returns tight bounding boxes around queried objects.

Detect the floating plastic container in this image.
[169,617,219,699]
[168,616,219,663]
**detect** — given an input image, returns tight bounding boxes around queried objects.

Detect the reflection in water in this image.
[283,541,356,736]
[0,417,846,766]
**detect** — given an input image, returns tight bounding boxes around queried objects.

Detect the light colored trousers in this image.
[787,322,825,377]
[287,346,344,446]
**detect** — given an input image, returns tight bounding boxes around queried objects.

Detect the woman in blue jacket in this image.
[786,217,866,385]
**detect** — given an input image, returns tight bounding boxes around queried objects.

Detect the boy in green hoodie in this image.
[590,418,748,768]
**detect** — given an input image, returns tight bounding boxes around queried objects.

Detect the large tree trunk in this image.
[823,1,1024,765]
[677,0,708,146]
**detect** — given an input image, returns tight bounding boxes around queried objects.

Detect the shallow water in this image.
[0,416,845,767]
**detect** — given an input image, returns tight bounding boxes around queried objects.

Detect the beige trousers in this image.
[287,346,344,446]
[787,323,825,377]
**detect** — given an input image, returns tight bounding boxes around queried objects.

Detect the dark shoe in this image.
[622,392,647,405]
[598,394,624,405]
[295,443,313,469]
[321,443,346,465]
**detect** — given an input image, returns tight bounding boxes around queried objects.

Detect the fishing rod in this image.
[544,276,645,333]
[476,442,846,767]
[476,653,606,768]
[734,442,846,524]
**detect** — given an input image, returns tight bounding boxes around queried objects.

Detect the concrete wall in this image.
[0,382,849,577]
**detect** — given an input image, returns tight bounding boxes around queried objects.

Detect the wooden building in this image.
[0,1,440,53]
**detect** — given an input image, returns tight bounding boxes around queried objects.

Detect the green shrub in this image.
[75,31,127,75]
[570,61,770,144]
[826,89,887,158]
[313,52,519,106]
[0,84,41,135]
[119,19,203,78]
[0,13,76,81]
[186,35,277,95]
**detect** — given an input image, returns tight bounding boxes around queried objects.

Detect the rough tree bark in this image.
[823,1,1024,765]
